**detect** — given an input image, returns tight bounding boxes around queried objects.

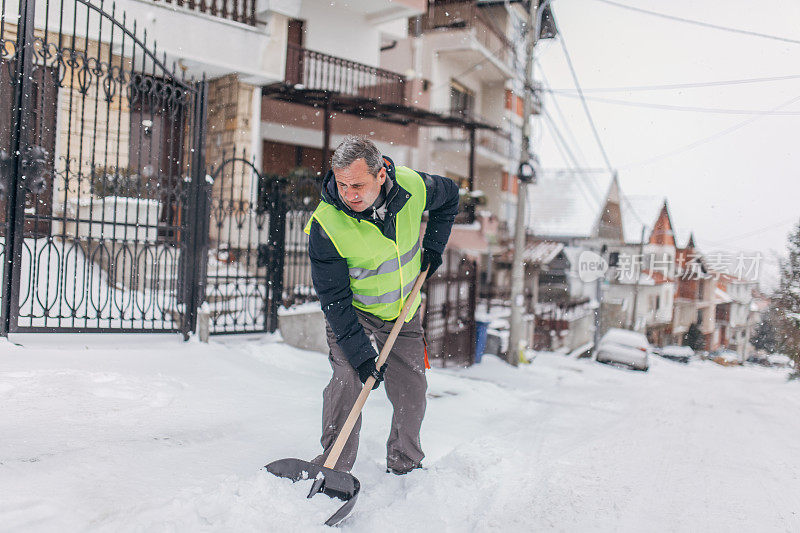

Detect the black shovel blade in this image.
[265,458,360,526]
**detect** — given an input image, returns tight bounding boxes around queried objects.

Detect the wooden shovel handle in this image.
[323,268,429,470]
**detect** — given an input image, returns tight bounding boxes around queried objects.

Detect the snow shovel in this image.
[265,268,429,526]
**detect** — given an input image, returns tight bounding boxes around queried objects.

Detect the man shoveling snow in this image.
[266,136,459,524]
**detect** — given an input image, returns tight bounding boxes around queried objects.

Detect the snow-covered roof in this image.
[523,241,564,265]
[447,225,489,255]
[527,171,615,238]
[674,229,695,250]
[496,241,564,266]
[621,195,665,244]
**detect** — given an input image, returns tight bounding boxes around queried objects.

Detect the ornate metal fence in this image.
[204,154,279,334]
[422,250,477,367]
[0,0,207,335]
[153,0,257,26]
[0,0,477,343]
[285,43,406,105]
[280,175,318,310]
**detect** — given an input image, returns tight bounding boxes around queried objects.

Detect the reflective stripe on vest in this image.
[353,276,418,306]
[304,166,427,322]
[349,241,420,281]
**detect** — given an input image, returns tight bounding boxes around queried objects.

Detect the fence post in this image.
[1,0,37,336]
[468,255,478,365]
[266,178,287,332]
[181,79,209,339]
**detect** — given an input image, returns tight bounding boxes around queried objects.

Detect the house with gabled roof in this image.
[714,268,759,360]
[527,170,623,245]
[483,170,622,351]
[672,234,718,349]
[603,196,678,345]
[523,170,623,305]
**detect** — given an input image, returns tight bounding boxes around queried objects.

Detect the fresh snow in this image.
[278,301,322,316]
[2,334,799,531]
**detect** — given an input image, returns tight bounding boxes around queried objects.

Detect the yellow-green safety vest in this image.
[304,166,426,322]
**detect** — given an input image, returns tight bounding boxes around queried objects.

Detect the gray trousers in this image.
[313,309,427,472]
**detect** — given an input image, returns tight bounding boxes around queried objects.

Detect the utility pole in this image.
[629,225,646,330]
[593,271,603,350]
[507,0,551,365]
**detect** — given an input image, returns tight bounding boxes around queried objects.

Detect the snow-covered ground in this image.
[2,334,799,532]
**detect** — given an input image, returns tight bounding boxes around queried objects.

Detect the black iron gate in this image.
[203,156,317,335]
[0,0,207,335]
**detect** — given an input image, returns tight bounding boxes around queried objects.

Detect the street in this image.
[1,335,798,531]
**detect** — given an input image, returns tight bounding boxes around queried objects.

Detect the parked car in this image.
[747,353,770,366]
[767,353,794,368]
[711,350,741,366]
[595,328,650,371]
[659,345,694,364]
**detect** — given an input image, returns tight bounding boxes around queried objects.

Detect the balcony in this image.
[413,0,516,80]
[285,43,407,106]
[153,0,256,26]
[429,121,512,168]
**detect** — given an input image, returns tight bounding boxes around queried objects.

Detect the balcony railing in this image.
[429,124,513,160]
[415,0,515,68]
[285,44,407,105]
[154,0,256,26]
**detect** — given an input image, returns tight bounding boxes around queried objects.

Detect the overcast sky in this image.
[534,0,800,288]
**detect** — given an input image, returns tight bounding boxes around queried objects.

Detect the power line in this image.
[540,71,655,230]
[540,108,611,212]
[542,111,581,170]
[700,217,800,247]
[619,92,800,169]
[593,0,800,46]
[541,109,583,171]
[548,91,800,115]
[538,69,590,166]
[620,194,651,231]
[539,103,601,201]
[540,168,610,173]
[547,73,800,93]
[556,22,615,174]
[540,113,608,213]
[537,60,611,212]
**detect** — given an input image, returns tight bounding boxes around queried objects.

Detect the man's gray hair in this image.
[331,135,383,175]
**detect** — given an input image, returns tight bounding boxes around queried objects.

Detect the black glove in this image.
[421,249,442,279]
[356,358,388,390]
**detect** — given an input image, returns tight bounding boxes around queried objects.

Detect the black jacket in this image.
[308,156,459,368]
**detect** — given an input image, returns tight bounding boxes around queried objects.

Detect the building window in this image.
[504,89,524,117]
[450,80,474,117]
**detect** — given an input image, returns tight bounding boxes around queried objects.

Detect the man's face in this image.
[334,158,386,212]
